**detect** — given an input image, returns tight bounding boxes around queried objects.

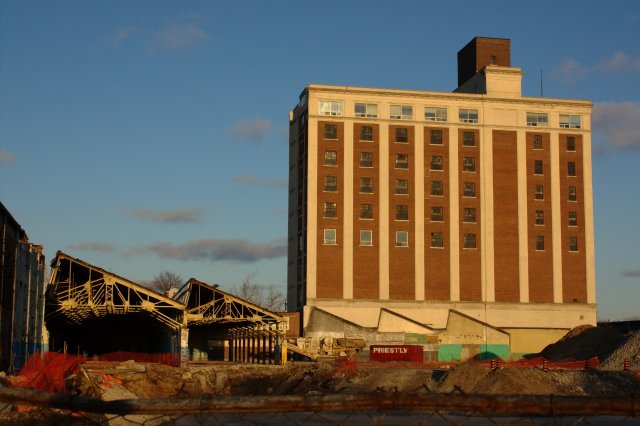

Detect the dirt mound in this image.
[437,362,488,393]
[601,331,640,370]
[472,367,560,394]
[537,325,625,362]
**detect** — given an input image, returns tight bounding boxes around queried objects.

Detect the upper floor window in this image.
[395,179,409,195]
[390,105,414,120]
[319,101,343,116]
[463,131,476,147]
[569,236,578,252]
[360,230,373,246]
[324,176,337,192]
[463,207,476,223]
[324,123,337,139]
[463,157,476,172]
[459,108,478,123]
[395,154,409,169]
[355,103,378,118]
[535,184,544,200]
[568,186,577,201]
[395,205,409,220]
[324,150,337,166]
[568,211,578,227]
[430,206,444,222]
[425,107,447,122]
[430,155,444,171]
[360,178,373,193]
[527,112,548,127]
[431,232,444,248]
[395,231,409,247]
[430,180,444,196]
[323,202,337,218]
[534,135,543,150]
[463,182,476,197]
[360,203,373,219]
[567,137,576,152]
[430,129,443,145]
[395,127,409,143]
[534,160,543,175]
[463,233,477,249]
[536,235,545,251]
[560,114,581,129]
[535,210,544,225]
[568,161,577,177]
[360,126,373,141]
[323,229,337,245]
[360,151,373,167]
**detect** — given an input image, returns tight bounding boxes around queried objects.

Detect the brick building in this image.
[287,37,595,359]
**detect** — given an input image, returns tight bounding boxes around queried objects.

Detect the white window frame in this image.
[459,108,478,123]
[323,229,337,245]
[355,103,378,118]
[359,230,373,246]
[390,104,414,120]
[425,107,448,122]
[395,231,409,247]
[526,112,549,127]
[560,114,581,129]
[319,101,343,116]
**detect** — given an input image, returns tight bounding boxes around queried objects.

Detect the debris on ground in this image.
[600,331,640,371]
[534,325,626,362]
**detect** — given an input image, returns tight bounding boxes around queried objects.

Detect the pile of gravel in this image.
[600,331,640,371]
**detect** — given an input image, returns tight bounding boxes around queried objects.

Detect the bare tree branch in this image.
[144,271,183,294]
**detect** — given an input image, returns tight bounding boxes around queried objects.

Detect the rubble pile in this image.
[600,331,640,371]
[535,325,626,361]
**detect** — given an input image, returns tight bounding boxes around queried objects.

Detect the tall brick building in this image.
[287,37,595,359]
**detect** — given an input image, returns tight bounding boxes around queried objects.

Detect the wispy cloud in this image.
[622,269,640,278]
[107,26,137,46]
[0,150,16,166]
[151,23,213,50]
[552,57,589,85]
[125,208,204,223]
[67,242,117,253]
[553,51,640,84]
[231,175,287,189]
[229,117,272,143]
[132,238,287,263]
[592,102,640,150]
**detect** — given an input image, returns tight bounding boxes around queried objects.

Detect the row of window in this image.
[533,160,578,177]
[533,135,578,152]
[319,101,582,128]
[323,124,476,145]
[323,151,478,173]
[535,235,579,252]
[323,202,478,222]
[534,210,579,226]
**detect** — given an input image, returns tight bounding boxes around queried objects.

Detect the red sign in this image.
[369,345,423,363]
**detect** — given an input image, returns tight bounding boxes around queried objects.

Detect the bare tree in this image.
[232,273,286,312]
[146,271,183,294]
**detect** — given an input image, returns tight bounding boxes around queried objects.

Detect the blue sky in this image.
[1,1,639,320]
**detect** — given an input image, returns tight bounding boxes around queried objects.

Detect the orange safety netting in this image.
[10,352,85,393]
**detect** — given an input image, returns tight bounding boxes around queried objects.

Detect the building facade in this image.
[287,38,595,358]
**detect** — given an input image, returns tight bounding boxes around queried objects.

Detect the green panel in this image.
[438,344,462,361]
[478,344,510,360]
[404,333,427,344]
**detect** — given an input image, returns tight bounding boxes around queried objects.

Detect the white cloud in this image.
[229,117,272,143]
[125,208,203,223]
[595,51,640,73]
[0,150,16,166]
[152,23,213,50]
[592,102,640,150]
[553,51,640,84]
[552,57,588,85]
[231,175,287,189]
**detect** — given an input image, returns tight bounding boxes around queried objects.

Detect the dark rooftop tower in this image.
[457,37,511,88]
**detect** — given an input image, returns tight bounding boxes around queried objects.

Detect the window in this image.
[323,150,337,166]
[359,178,373,193]
[360,152,373,167]
[425,107,447,122]
[560,114,581,129]
[534,160,543,175]
[355,103,378,118]
[395,179,409,195]
[535,184,544,200]
[395,205,409,220]
[324,176,337,192]
[568,161,576,177]
[526,112,548,127]
[463,182,476,197]
[323,202,337,218]
[569,237,578,252]
[430,155,443,171]
[323,229,337,245]
[430,129,443,145]
[395,127,408,143]
[463,131,475,147]
[431,232,444,248]
[431,206,444,222]
[390,104,413,120]
[535,210,544,225]
[568,211,578,227]
[459,108,479,123]
[568,186,577,201]
[463,157,476,172]
[536,235,545,251]
[319,101,343,116]
[463,233,477,249]
[395,231,408,247]
[360,126,373,141]
[360,230,373,246]
[395,154,409,169]
[324,123,338,139]
[360,203,373,219]
[490,55,497,65]
[534,135,543,150]
[567,137,576,152]
[431,180,444,196]
[463,207,476,223]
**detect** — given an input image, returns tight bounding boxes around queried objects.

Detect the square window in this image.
[319,101,343,116]
[463,157,476,172]
[395,179,408,195]
[324,123,338,139]
[359,178,373,193]
[463,182,476,197]
[360,152,373,167]
[355,103,378,118]
[360,203,373,219]
[323,202,337,218]
[430,129,443,145]
[560,114,581,129]
[459,108,478,123]
[324,176,337,192]
[536,235,545,251]
[567,137,576,151]
[430,155,443,171]
[360,230,373,246]
[431,232,444,248]
[323,229,337,245]
[390,105,413,120]
[535,185,544,200]
[535,210,544,225]
[360,126,373,141]
[534,160,543,175]
[395,154,409,169]
[430,206,444,222]
[526,112,548,127]
[568,211,578,227]
[463,207,476,223]
[568,186,577,201]
[395,231,409,247]
[395,127,408,143]
[463,233,477,249]
[568,161,576,177]
[431,180,444,196]
[463,131,475,147]
[569,236,578,252]
[395,205,409,220]
[323,150,337,166]
[534,135,543,150]
[425,107,447,122]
